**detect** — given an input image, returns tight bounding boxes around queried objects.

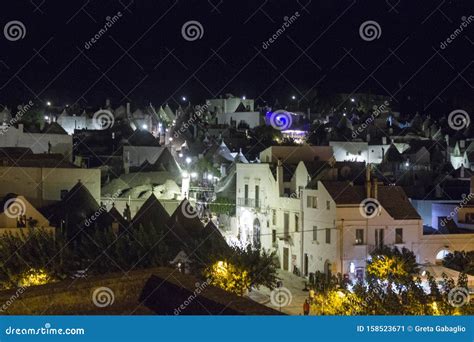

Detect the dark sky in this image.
[0,0,472,114]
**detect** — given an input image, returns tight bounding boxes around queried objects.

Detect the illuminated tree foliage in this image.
[204,261,251,296]
[18,268,56,287]
[310,247,473,315]
[204,245,278,296]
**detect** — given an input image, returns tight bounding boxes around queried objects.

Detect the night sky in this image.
[0,0,472,115]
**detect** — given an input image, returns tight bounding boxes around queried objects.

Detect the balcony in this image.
[237,197,260,208]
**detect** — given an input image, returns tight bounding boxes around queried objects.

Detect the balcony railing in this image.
[237,197,260,208]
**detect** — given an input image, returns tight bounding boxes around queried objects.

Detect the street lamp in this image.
[182,96,187,101]
[185,157,192,164]
[46,101,52,106]
[242,96,246,100]
[291,95,296,100]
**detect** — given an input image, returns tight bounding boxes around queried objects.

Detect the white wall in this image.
[335,204,422,279]
[0,125,73,161]
[0,167,101,208]
[301,184,338,276]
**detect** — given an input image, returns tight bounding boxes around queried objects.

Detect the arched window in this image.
[435,249,451,263]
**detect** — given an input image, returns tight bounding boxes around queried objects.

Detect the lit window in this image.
[395,228,403,244]
[355,229,364,245]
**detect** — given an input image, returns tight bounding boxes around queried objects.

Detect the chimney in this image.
[460,140,466,149]
[277,159,284,196]
[382,136,387,145]
[372,177,378,199]
[126,102,131,116]
[18,123,24,132]
[461,164,465,178]
[366,164,371,197]
[105,98,111,107]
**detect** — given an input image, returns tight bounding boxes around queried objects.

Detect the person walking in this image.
[303,299,310,315]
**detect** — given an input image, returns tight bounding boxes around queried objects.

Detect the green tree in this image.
[443,251,474,275]
[204,245,278,295]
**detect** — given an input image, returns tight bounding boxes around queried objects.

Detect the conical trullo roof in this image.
[168,199,230,260]
[133,194,193,257]
[54,181,100,239]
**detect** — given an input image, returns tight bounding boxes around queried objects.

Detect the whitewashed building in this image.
[0,123,72,161]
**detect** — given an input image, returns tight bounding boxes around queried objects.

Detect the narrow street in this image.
[248,270,309,315]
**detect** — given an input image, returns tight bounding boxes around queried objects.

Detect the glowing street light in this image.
[142,124,148,129]
[351,98,355,102]
[242,96,246,100]
[46,101,52,106]
[185,157,192,164]
[182,96,187,101]
[291,95,296,100]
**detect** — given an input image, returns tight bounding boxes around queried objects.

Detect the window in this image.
[60,189,68,199]
[244,184,249,205]
[326,200,330,210]
[395,228,403,244]
[346,151,349,156]
[255,185,259,207]
[307,196,318,208]
[325,228,331,244]
[284,212,289,238]
[375,229,384,248]
[355,229,364,245]
[313,226,318,241]
[272,209,276,225]
[272,229,276,243]
[295,214,299,232]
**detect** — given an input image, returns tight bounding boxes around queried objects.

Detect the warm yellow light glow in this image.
[204,260,250,296]
[18,269,55,287]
